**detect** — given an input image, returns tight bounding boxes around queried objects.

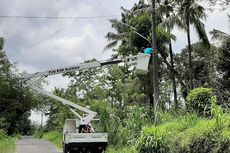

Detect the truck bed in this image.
[63,133,108,153]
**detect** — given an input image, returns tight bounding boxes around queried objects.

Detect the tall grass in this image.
[137,114,199,152]
[136,112,230,153]
[107,146,138,153]
[41,131,63,149]
[0,130,15,153]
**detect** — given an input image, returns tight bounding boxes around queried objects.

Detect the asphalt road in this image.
[16,136,62,153]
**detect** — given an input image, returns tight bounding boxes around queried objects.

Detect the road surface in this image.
[16,136,62,153]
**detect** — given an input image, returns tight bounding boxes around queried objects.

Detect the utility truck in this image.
[21,53,150,153]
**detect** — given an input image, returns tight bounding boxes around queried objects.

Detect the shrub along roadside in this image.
[34,130,62,149]
[0,130,16,153]
[136,114,230,153]
[107,146,138,153]
[186,87,214,117]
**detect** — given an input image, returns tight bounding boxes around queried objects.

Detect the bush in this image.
[186,87,214,116]
[174,118,230,153]
[42,131,62,148]
[136,114,199,153]
[33,130,44,139]
[107,106,150,147]
[107,146,138,153]
[0,129,7,139]
[136,114,230,153]
[117,106,150,146]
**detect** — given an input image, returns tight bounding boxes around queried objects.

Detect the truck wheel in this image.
[63,145,68,153]
[63,148,68,153]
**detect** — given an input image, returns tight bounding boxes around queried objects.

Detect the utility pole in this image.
[151,0,159,124]
[41,111,43,127]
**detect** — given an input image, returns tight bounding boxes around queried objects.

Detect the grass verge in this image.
[137,113,230,153]
[34,131,63,149]
[0,130,16,153]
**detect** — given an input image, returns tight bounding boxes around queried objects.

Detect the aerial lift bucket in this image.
[136,53,150,75]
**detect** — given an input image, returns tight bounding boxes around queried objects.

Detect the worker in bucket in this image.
[141,46,154,55]
[141,47,154,64]
[144,47,154,55]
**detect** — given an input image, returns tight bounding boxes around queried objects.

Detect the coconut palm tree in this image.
[158,0,181,109]
[104,1,150,51]
[175,0,210,90]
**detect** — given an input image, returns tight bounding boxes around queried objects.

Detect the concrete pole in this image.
[151,0,159,125]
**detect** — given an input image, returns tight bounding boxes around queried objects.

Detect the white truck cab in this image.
[63,119,108,153]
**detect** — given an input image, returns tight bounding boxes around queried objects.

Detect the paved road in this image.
[16,136,62,153]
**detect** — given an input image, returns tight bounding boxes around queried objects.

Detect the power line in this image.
[0,15,120,20]
[24,19,78,50]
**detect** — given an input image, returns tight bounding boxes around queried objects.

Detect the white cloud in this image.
[16,23,111,71]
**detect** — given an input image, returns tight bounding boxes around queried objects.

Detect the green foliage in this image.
[186,87,214,116]
[174,116,230,153]
[211,96,224,131]
[0,129,8,139]
[156,109,189,125]
[105,106,150,147]
[33,129,44,139]
[216,38,230,107]
[41,131,62,149]
[137,114,199,153]
[116,106,150,146]
[136,113,230,153]
[0,129,15,153]
[174,42,218,98]
[107,146,138,153]
[44,88,75,131]
[208,0,230,8]
[0,38,37,135]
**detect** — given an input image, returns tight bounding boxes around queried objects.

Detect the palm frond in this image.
[189,2,206,20]
[104,41,118,51]
[157,4,170,16]
[105,32,127,41]
[228,14,230,23]
[193,19,210,49]
[210,29,230,41]
[109,19,130,32]
[161,14,185,31]
[0,38,4,50]
[171,33,177,41]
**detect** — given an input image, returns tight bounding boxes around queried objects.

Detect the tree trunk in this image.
[186,6,194,91]
[158,48,188,100]
[168,35,178,109]
[149,57,154,107]
[166,5,178,109]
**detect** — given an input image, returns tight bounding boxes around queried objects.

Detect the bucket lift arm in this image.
[21,53,150,125]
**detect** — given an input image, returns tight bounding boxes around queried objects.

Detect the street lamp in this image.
[113,19,152,45]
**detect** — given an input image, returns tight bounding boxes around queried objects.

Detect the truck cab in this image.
[63,119,108,153]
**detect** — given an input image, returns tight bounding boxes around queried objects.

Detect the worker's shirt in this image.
[144,47,153,55]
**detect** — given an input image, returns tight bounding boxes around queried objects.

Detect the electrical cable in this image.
[0,15,120,20]
[24,19,78,50]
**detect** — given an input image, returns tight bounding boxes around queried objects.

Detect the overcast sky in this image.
[0,0,229,74]
[0,0,229,123]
